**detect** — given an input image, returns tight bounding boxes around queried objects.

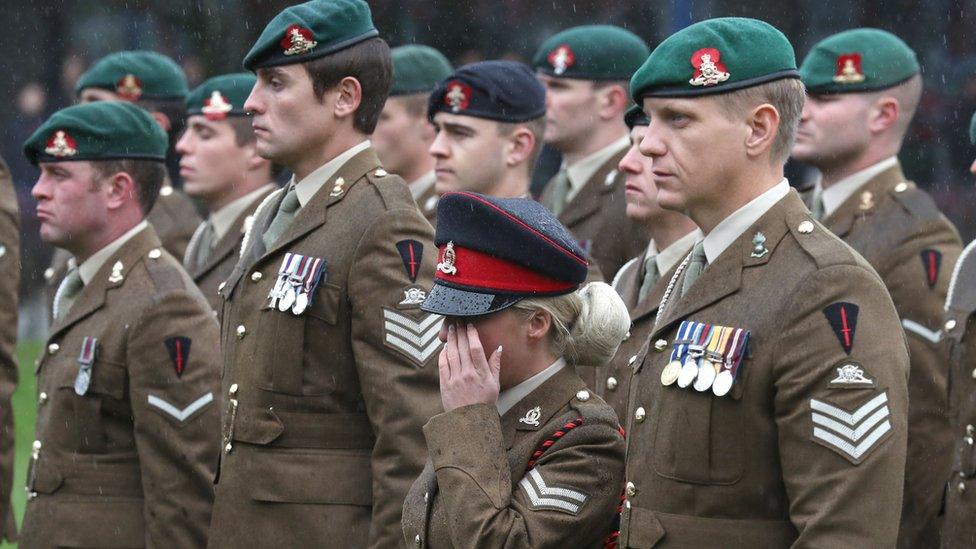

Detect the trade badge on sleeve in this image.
[547,44,576,75]
[164,336,192,378]
[382,307,443,366]
[823,302,859,355]
[828,361,875,389]
[920,249,942,290]
[74,336,98,396]
[396,239,424,283]
[689,48,730,87]
[281,25,318,56]
[833,53,866,84]
[810,391,892,464]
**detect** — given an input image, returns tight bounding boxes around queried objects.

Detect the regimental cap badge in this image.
[281,24,318,56]
[547,44,576,76]
[750,232,768,259]
[116,74,144,101]
[202,90,233,120]
[44,130,78,157]
[833,53,866,84]
[443,81,472,113]
[689,47,731,87]
[518,406,542,427]
[437,241,458,275]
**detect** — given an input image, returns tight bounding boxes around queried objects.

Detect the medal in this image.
[661,321,695,387]
[712,371,734,396]
[292,292,309,315]
[268,253,299,309]
[291,257,326,316]
[74,336,97,396]
[695,326,731,392]
[677,324,710,388]
[279,286,296,311]
[677,356,699,388]
[713,328,750,397]
[661,360,681,385]
[693,358,717,391]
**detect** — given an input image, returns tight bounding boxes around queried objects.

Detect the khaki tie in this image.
[809,189,825,221]
[262,186,301,249]
[548,168,571,216]
[637,254,659,302]
[679,242,708,298]
[53,267,83,320]
[186,220,215,272]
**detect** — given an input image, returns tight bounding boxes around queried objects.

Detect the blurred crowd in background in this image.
[5,0,976,334]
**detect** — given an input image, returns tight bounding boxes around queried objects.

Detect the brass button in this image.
[32,440,41,452]
[224,442,233,453]
[628,355,638,365]
[218,281,227,292]
[236,325,246,339]
[959,482,967,493]
[966,436,974,446]
[894,182,908,193]
[148,248,162,260]
[634,407,646,423]
[967,424,974,436]
[423,491,429,503]
[229,383,239,396]
[47,343,60,355]
[971,368,976,380]
[626,481,636,497]
[946,319,957,331]
[43,267,55,281]
[414,534,421,546]
[375,169,389,177]
[606,377,618,391]
[251,272,262,282]
[38,392,48,404]
[654,339,667,352]
[576,390,590,402]
[798,221,814,234]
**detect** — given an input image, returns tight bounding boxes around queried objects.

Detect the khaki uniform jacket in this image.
[20,226,221,548]
[401,366,625,548]
[620,191,909,548]
[540,150,648,282]
[802,163,961,548]
[209,147,443,549]
[44,186,202,322]
[0,158,17,542]
[184,187,276,313]
[940,240,976,548]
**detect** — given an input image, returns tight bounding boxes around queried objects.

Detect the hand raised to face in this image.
[438,322,503,412]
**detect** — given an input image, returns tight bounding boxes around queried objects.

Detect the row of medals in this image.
[660,325,750,397]
[267,254,325,316]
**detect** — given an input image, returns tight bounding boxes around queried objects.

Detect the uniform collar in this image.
[655,229,704,276]
[292,140,372,207]
[409,170,436,200]
[77,220,149,285]
[496,357,566,416]
[210,183,277,241]
[565,134,630,198]
[818,156,898,218]
[702,179,790,264]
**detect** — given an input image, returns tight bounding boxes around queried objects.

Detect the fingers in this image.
[464,323,490,378]
[444,323,461,381]
[488,345,503,381]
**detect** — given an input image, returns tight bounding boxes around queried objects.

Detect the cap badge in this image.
[281,24,318,56]
[519,406,542,427]
[437,241,458,275]
[116,74,143,101]
[548,44,576,75]
[833,53,866,84]
[689,48,730,87]
[202,90,233,120]
[750,232,768,259]
[444,81,472,113]
[44,130,78,157]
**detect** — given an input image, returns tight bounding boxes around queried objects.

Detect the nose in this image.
[638,127,666,158]
[969,157,976,176]
[429,131,449,159]
[800,99,813,123]
[31,175,49,202]
[619,142,643,174]
[243,81,264,115]
[175,130,191,155]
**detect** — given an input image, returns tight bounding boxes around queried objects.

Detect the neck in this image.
[561,123,627,166]
[400,155,436,186]
[292,130,366,182]
[501,349,560,391]
[692,163,783,235]
[646,212,697,252]
[72,215,141,264]
[206,171,272,213]
[488,168,531,198]
[818,145,898,189]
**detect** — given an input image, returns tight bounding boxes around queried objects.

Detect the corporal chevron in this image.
[518,469,588,515]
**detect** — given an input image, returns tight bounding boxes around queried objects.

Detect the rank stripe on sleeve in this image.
[518,469,588,515]
[810,391,892,464]
[901,318,941,344]
[147,392,214,422]
[382,308,443,365]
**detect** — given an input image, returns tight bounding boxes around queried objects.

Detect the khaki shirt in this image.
[802,161,961,549]
[208,147,442,548]
[0,158,17,542]
[620,191,909,548]
[21,226,221,548]
[401,366,625,548]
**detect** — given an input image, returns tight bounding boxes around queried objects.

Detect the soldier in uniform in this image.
[176,73,278,312]
[208,1,442,547]
[20,101,220,547]
[597,107,699,421]
[0,157,19,544]
[620,18,910,547]
[45,51,203,319]
[534,25,651,281]
[792,29,962,547]
[401,191,629,548]
[940,112,976,548]
[373,45,453,224]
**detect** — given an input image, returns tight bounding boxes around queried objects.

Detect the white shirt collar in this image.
[702,179,790,264]
[410,171,436,200]
[292,140,371,208]
[209,184,276,241]
[496,358,567,416]
[565,135,630,201]
[655,229,704,275]
[77,220,149,285]
[816,156,898,218]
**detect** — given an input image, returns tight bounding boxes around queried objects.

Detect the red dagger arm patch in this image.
[822,302,860,355]
[164,336,192,377]
[919,249,942,290]
[396,239,424,283]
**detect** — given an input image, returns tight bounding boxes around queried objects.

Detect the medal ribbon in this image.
[668,321,695,364]
[268,252,298,307]
[727,329,751,380]
[704,325,729,363]
[688,323,711,358]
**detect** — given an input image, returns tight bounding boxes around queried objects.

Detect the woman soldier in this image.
[401,191,629,548]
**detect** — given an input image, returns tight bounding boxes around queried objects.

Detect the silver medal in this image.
[279,286,296,312]
[677,355,699,388]
[694,358,717,392]
[292,292,309,315]
[712,370,734,396]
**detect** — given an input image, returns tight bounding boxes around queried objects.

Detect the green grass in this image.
[4,340,41,548]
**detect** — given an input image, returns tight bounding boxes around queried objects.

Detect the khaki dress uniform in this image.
[20,225,221,548]
[0,158,18,542]
[401,367,625,548]
[209,147,442,548]
[802,162,961,543]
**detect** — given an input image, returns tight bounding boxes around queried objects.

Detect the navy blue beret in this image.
[427,60,546,123]
[624,105,649,129]
[422,191,588,316]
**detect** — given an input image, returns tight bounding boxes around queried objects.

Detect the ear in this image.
[150,111,172,132]
[525,310,552,343]
[334,76,363,121]
[868,96,899,135]
[598,84,630,121]
[504,126,536,168]
[744,103,780,159]
[103,170,138,211]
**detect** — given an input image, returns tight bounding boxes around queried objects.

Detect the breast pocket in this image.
[55,358,127,453]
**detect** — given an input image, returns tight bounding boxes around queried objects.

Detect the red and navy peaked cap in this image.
[427,60,546,123]
[421,191,589,317]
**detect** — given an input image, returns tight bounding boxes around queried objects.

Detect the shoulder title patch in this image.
[164,336,192,377]
[396,239,423,283]
[920,249,942,290]
[823,302,859,355]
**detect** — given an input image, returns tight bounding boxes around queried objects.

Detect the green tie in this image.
[680,242,707,297]
[809,189,825,221]
[54,267,83,320]
[637,254,659,302]
[262,186,301,249]
[186,220,215,272]
[548,168,571,216]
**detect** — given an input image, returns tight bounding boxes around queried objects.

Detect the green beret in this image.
[630,17,798,101]
[74,50,189,101]
[243,0,379,71]
[799,28,920,94]
[624,105,649,129]
[391,45,453,96]
[969,112,976,145]
[186,73,256,119]
[24,101,168,165]
[532,25,649,80]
